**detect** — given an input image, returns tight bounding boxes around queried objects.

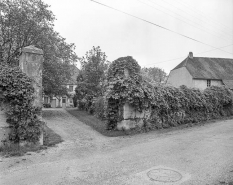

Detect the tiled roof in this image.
[223,80,233,89]
[65,65,79,84]
[172,55,233,80]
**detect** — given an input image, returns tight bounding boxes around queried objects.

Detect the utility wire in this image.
[145,44,233,67]
[177,0,233,33]
[159,0,233,39]
[90,0,233,55]
[142,0,232,42]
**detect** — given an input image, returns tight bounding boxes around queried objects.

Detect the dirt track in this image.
[0,108,233,185]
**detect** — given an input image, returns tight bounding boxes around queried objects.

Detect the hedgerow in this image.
[0,63,41,143]
[105,56,233,130]
[94,96,106,119]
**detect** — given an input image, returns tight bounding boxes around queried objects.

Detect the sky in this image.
[44,0,233,74]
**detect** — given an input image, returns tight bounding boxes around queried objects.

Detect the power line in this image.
[142,0,232,42]
[90,0,233,55]
[177,0,233,33]
[144,44,233,67]
[159,0,233,39]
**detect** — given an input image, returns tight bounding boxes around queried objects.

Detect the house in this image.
[166,52,233,90]
[43,65,79,108]
[62,65,79,108]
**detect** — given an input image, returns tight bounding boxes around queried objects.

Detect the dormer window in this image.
[207,80,211,87]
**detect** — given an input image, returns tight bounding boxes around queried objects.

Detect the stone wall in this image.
[0,109,10,146]
[117,103,151,130]
[116,68,151,130]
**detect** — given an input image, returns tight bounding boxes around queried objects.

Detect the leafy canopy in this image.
[141,67,167,83]
[0,0,78,96]
[76,46,109,100]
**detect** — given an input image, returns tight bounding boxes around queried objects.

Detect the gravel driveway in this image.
[0,108,233,185]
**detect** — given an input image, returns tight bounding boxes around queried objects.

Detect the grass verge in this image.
[66,109,134,137]
[66,109,233,138]
[0,124,63,157]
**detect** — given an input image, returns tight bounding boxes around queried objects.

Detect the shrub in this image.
[73,95,78,107]
[43,103,51,108]
[94,96,106,119]
[0,63,41,143]
[105,56,233,130]
[77,99,86,110]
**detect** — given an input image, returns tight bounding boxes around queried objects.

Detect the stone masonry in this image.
[19,45,44,145]
[117,68,151,130]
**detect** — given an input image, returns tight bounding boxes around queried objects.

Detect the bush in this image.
[0,63,41,143]
[105,56,233,130]
[73,95,78,107]
[43,103,51,108]
[77,99,86,110]
[94,96,106,119]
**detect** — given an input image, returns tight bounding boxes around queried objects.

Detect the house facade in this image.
[167,52,233,90]
[43,65,79,108]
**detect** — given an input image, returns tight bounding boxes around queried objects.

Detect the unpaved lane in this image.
[0,109,233,185]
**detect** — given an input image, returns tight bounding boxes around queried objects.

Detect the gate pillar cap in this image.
[22,45,43,55]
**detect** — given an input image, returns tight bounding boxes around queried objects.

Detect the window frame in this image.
[69,85,73,92]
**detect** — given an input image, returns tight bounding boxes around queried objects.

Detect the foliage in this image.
[106,56,142,129]
[141,67,167,83]
[75,46,109,113]
[73,95,78,107]
[43,103,51,108]
[105,56,233,130]
[94,96,106,120]
[0,0,78,96]
[52,85,68,108]
[0,63,41,143]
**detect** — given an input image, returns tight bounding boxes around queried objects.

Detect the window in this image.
[44,97,48,103]
[207,80,211,87]
[69,85,73,91]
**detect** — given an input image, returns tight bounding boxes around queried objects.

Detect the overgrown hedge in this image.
[105,56,233,130]
[0,63,41,143]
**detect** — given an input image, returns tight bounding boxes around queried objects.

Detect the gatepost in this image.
[19,45,44,145]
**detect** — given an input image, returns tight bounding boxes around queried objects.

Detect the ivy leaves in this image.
[0,64,41,143]
[105,56,233,131]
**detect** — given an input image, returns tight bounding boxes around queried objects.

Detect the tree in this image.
[141,67,167,83]
[75,46,109,110]
[52,85,68,108]
[0,0,78,96]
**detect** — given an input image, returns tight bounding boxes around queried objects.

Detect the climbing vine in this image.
[106,56,146,129]
[0,63,41,143]
[105,56,233,130]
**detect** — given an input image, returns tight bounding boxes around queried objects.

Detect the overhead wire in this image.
[158,0,233,39]
[90,0,233,55]
[177,0,233,33]
[144,44,233,67]
[141,0,232,42]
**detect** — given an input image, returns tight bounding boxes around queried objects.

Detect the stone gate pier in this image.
[0,45,44,146]
[19,45,44,145]
[0,109,10,146]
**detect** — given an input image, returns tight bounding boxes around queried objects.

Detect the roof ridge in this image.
[193,56,233,60]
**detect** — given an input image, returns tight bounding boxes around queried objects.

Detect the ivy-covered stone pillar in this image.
[0,108,10,146]
[19,45,43,145]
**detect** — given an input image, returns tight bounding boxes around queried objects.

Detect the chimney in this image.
[188,52,193,59]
